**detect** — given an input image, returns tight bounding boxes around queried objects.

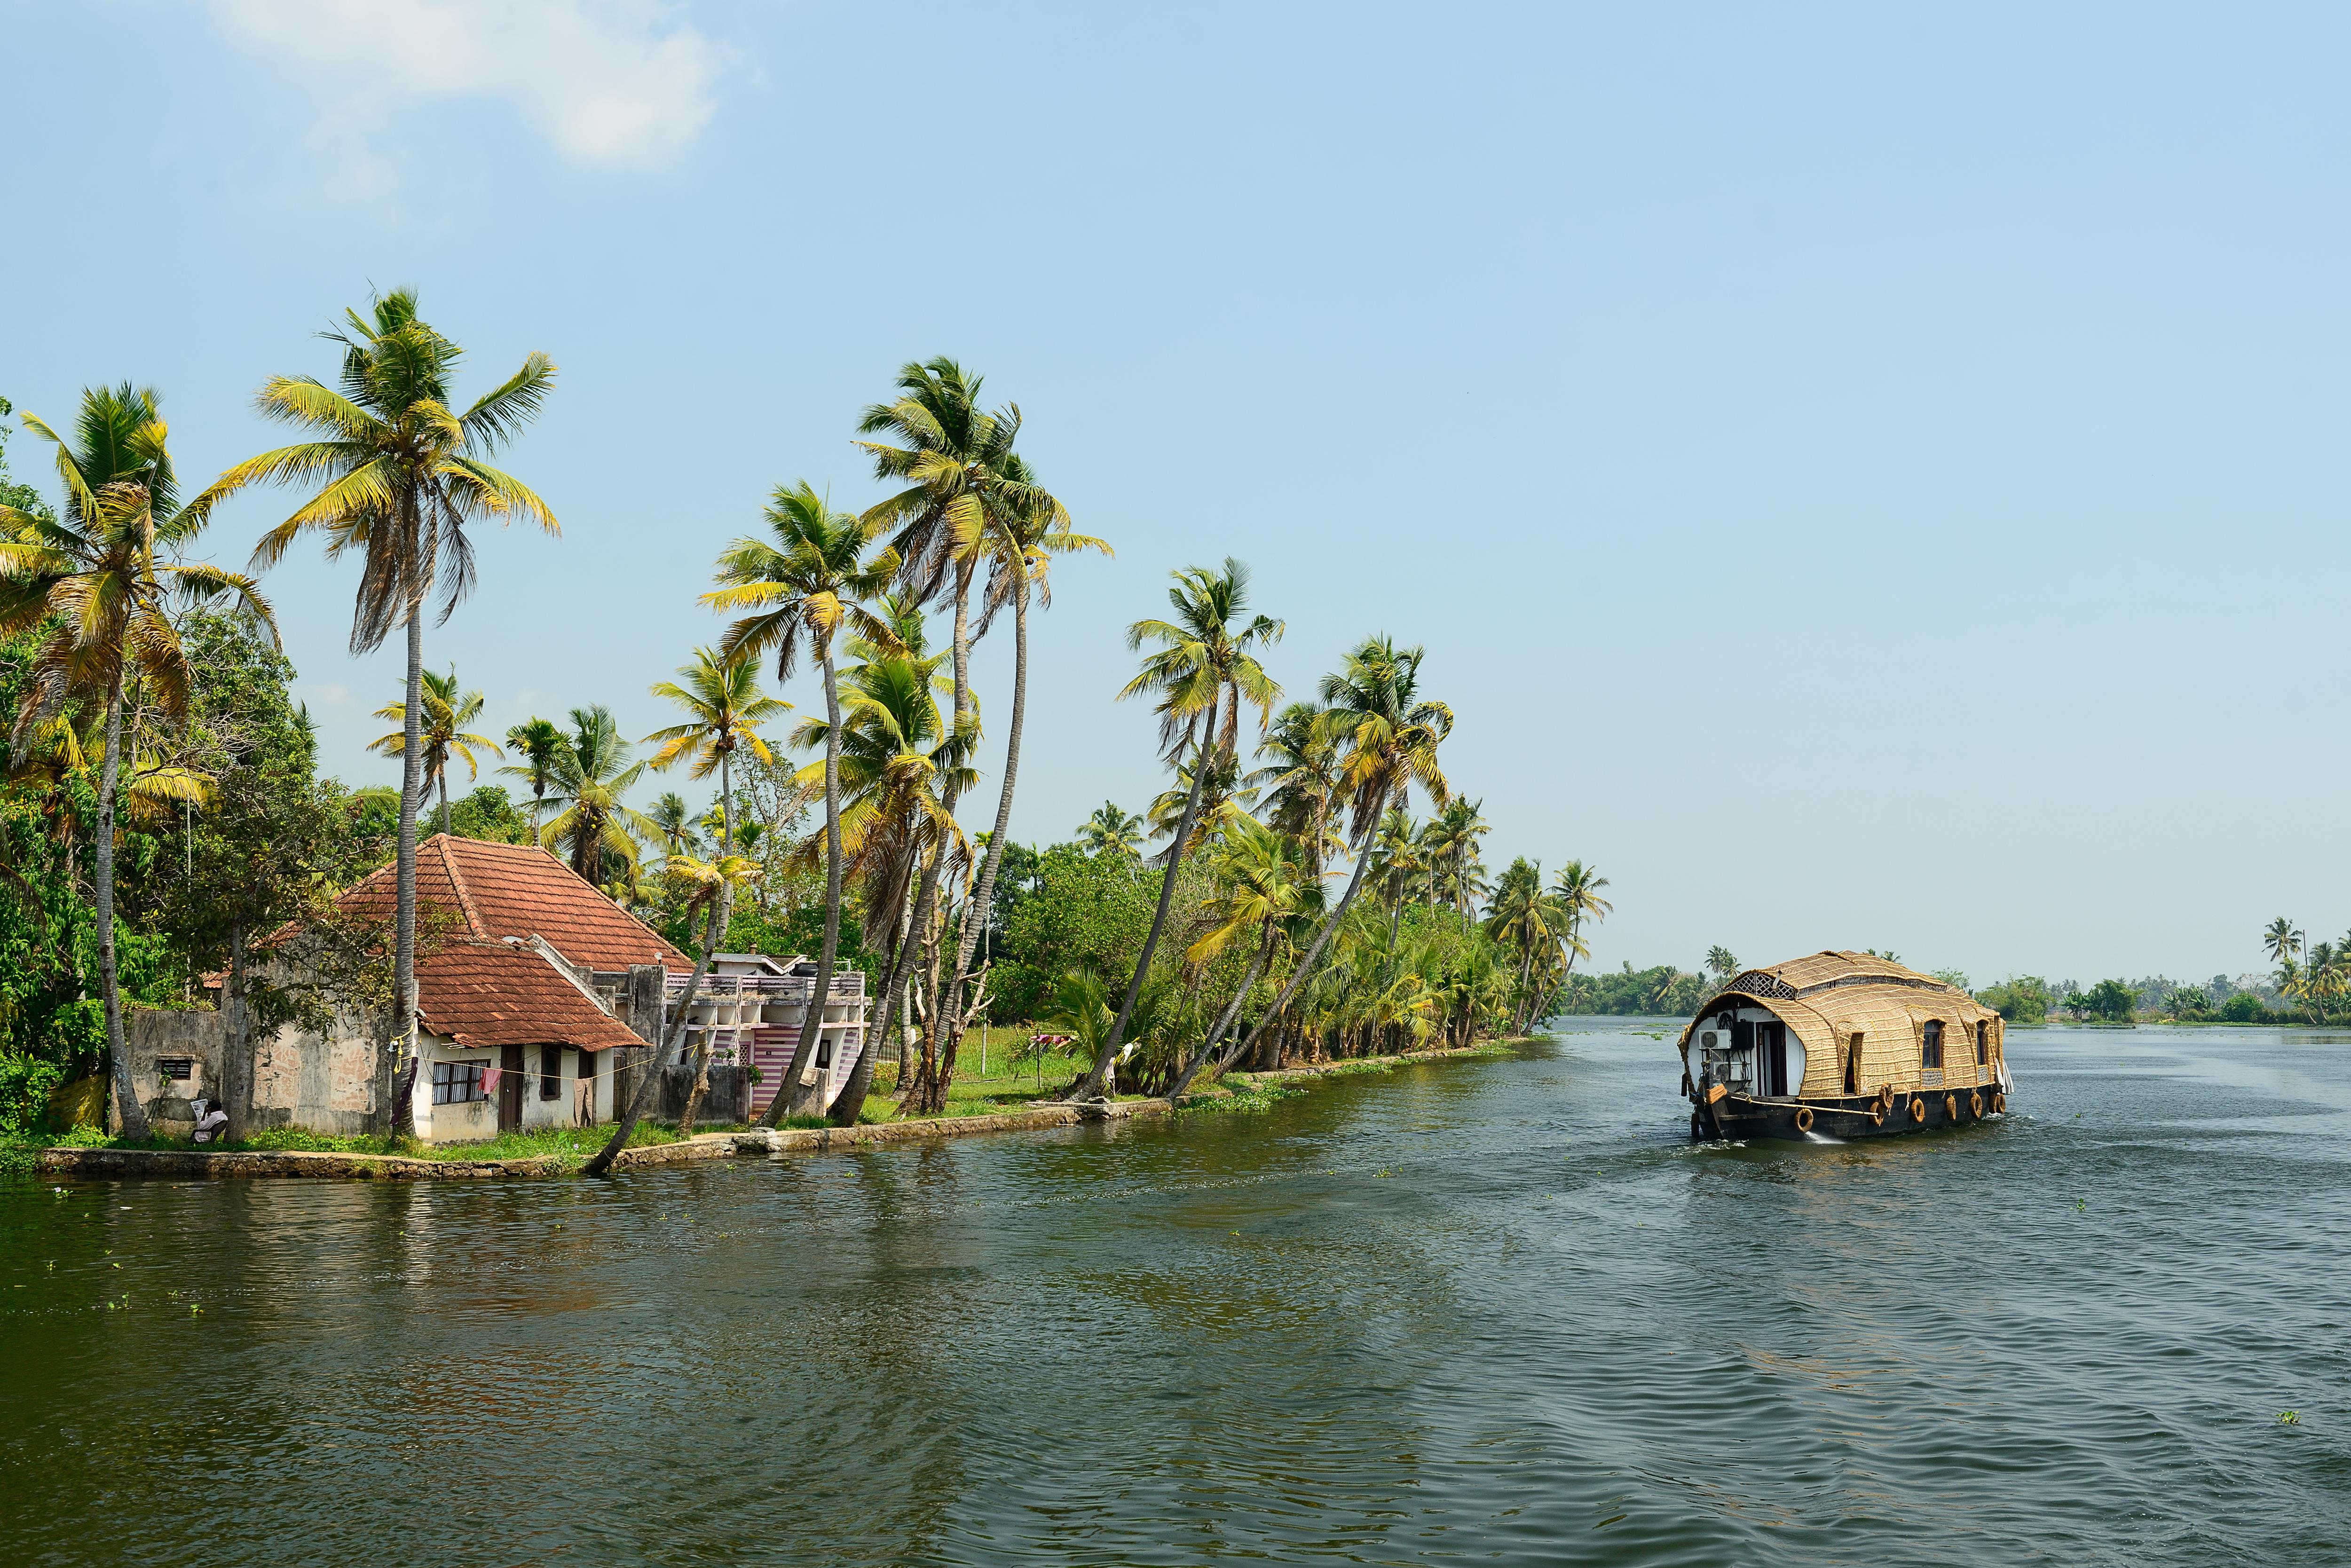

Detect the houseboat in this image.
[1677,951,2012,1140]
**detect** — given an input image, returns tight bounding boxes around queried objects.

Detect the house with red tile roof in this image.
[226,835,869,1141]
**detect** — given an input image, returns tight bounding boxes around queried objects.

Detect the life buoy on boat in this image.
[1879,1084,1896,1112]
[1992,1091,2006,1114]
[1794,1106,1815,1133]
[1945,1095,1958,1121]
[1869,1103,1886,1127]
[1969,1092,1984,1118]
[1909,1096,1928,1123]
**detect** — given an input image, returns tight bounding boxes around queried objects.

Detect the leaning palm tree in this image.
[369,666,498,835]
[0,385,274,1139]
[646,792,699,866]
[706,480,901,1127]
[539,706,657,891]
[1079,802,1146,860]
[582,848,758,1176]
[1073,559,1284,1101]
[643,643,791,852]
[499,717,566,836]
[1165,814,1315,1096]
[1213,636,1451,1077]
[188,290,556,1131]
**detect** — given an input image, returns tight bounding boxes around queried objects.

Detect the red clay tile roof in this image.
[417,940,646,1053]
[335,835,689,972]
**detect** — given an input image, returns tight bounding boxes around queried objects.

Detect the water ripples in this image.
[2,1020,2348,1564]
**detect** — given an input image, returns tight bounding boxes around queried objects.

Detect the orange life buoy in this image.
[1969,1092,1984,1118]
[1909,1096,1928,1123]
[1870,1103,1886,1126]
[1945,1095,1959,1121]
[1992,1091,2006,1114]
[1794,1106,1815,1132]
[1879,1084,1896,1112]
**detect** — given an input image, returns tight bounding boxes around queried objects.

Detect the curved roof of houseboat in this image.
[1676,950,1998,1063]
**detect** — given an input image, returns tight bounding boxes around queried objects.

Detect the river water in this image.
[2,1018,2346,1565]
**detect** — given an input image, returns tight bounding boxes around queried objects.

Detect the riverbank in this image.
[24,1040,1515,1182]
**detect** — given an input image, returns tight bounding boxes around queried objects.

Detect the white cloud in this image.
[209,0,726,167]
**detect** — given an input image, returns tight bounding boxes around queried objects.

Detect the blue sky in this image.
[4,1,2347,985]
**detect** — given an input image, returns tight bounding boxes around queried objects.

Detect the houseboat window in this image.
[1844,1034,1862,1096]
[1975,1021,1988,1065]
[432,1061,487,1105]
[1921,1021,1943,1070]
[539,1044,562,1101]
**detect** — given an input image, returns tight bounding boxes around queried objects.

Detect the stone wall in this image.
[120,1009,230,1136]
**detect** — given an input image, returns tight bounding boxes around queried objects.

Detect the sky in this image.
[4,0,2349,987]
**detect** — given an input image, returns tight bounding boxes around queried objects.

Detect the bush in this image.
[0,1053,66,1135]
[1978,976,2051,1024]
[2217,992,2268,1023]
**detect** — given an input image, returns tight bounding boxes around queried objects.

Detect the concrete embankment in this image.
[35,1041,1508,1181]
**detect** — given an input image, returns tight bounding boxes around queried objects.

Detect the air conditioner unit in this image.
[1698,1028,1726,1052]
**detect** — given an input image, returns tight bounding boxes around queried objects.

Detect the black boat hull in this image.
[1688,1086,2005,1142]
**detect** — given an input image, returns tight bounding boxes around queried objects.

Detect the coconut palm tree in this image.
[369,666,497,835]
[1165,814,1315,1096]
[1705,946,1740,985]
[647,792,699,865]
[1214,636,1451,1077]
[1079,802,1146,860]
[1420,796,1489,923]
[857,365,1066,1113]
[1483,857,1553,1035]
[189,291,556,1131]
[539,706,656,891]
[499,717,565,836]
[1369,805,1426,946]
[773,606,974,1122]
[1546,860,1612,1016]
[643,643,791,853]
[2263,917,2300,971]
[1248,700,1343,873]
[918,491,1109,1111]
[706,480,901,1127]
[0,385,274,1138]
[1074,559,1284,1101]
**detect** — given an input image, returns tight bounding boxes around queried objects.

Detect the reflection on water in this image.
[3,1020,2348,1565]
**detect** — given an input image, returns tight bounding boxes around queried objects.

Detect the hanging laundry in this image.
[481,1065,502,1098]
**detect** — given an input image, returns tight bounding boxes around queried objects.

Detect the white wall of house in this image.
[410,1034,617,1144]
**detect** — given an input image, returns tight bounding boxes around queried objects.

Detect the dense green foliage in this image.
[1553,963,1710,1017]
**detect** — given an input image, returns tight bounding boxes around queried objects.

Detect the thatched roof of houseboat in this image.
[1677,951,2000,1094]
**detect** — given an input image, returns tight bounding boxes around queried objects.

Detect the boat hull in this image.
[1688,1086,2005,1142]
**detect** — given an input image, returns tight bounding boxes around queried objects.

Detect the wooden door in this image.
[498,1044,524,1131]
[1762,1022,1787,1097]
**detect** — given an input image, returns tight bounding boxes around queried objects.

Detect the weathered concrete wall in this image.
[654,1064,749,1125]
[249,1009,380,1136]
[120,1009,230,1135]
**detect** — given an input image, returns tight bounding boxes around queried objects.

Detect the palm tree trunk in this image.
[1221,834,1379,1073]
[1166,924,1272,1098]
[438,770,450,837]
[587,889,722,1176]
[935,578,1030,1105]
[223,921,250,1144]
[764,648,846,1128]
[900,563,978,1115]
[384,588,426,1138]
[841,847,937,1126]
[679,756,739,1137]
[1074,714,1214,1102]
[95,666,147,1140]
